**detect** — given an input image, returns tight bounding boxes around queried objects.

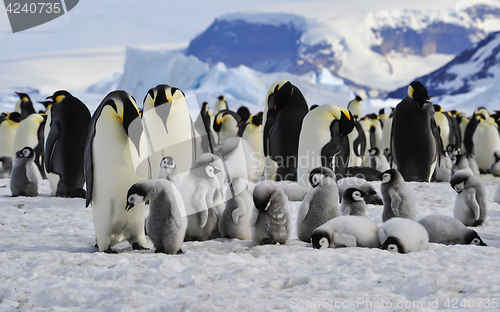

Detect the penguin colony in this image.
[3,78,499,254]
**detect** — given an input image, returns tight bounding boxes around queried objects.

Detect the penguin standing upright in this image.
[0,112,21,158]
[158,156,182,186]
[347,96,362,120]
[379,169,416,222]
[340,188,367,216]
[12,113,46,179]
[391,81,441,182]
[10,147,38,197]
[297,104,354,188]
[142,85,196,181]
[450,169,487,227]
[347,119,366,167]
[85,91,148,253]
[212,95,228,117]
[213,109,241,146]
[472,117,500,173]
[194,102,216,154]
[0,155,13,179]
[218,177,253,240]
[45,90,90,198]
[14,92,36,119]
[369,147,390,172]
[490,150,500,176]
[263,81,309,181]
[238,115,264,179]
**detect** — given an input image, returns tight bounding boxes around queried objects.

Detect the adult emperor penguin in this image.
[126,179,187,254]
[340,188,367,216]
[379,169,416,222]
[213,109,241,146]
[311,216,380,249]
[391,81,441,182]
[238,115,264,178]
[347,120,366,167]
[0,112,21,158]
[490,150,500,176]
[212,95,228,117]
[434,105,451,149]
[450,169,487,227]
[297,167,340,242]
[14,92,36,119]
[85,90,148,253]
[347,96,362,120]
[251,181,291,245]
[178,153,222,241]
[10,147,38,197]
[142,85,195,181]
[263,80,309,181]
[378,218,429,253]
[158,156,182,186]
[297,104,354,188]
[418,215,486,246]
[12,113,46,179]
[194,102,216,154]
[45,90,91,198]
[472,116,500,173]
[218,177,253,240]
[369,147,390,172]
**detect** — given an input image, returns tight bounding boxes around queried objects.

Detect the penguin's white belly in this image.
[453,192,476,225]
[297,126,331,189]
[474,126,500,172]
[329,216,380,248]
[0,124,18,158]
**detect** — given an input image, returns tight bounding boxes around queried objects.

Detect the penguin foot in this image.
[104,247,117,254]
[132,242,149,251]
[260,238,272,245]
[154,248,165,254]
[177,249,184,255]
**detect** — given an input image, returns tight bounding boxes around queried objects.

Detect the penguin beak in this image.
[125,202,134,211]
[377,173,383,181]
[213,167,221,175]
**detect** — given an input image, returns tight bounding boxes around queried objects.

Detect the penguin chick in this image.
[126,179,187,254]
[297,167,340,243]
[311,215,380,249]
[218,177,253,240]
[0,155,13,178]
[378,218,429,253]
[379,169,416,222]
[467,154,481,177]
[435,150,452,182]
[10,147,38,197]
[418,215,486,246]
[369,147,390,172]
[337,177,383,205]
[450,169,487,227]
[490,150,500,177]
[451,154,473,176]
[340,188,367,216]
[251,182,291,245]
[158,156,182,186]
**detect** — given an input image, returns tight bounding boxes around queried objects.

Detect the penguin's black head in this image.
[344,188,366,202]
[47,90,72,103]
[190,155,221,179]
[382,236,405,254]
[160,156,176,169]
[16,147,34,159]
[466,230,487,246]
[273,81,294,111]
[250,115,263,126]
[355,95,362,102]
[201,102,210,115]
[433,104,443,112]
[15,92,31,102]
[450,170,471,193]
[213,110,241,133]
[311,230,330,249]
[369,147,380,156]
[310,104,319,111]
[38,100,53,109]
[379,108,386,115]
[408,81,428,108]
[218,95,224,101]
[8,112,22,123]
[237,106,250,123]
[337,108,354,137]
[308,167,335,188]
[125,183,147,211]
[378,169,400,184]
[446,144,459,157]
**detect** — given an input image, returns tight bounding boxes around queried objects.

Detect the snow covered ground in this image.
[0,175,499,311]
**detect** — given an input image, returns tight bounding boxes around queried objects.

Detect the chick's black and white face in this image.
[18,148,33,158]
[352,190,364,202]
[127,194,144,206]
[454,181,465,193]
[160,156,176,169]
[381,173,392,184]
[471,238,482,246]
[310,174,324,188]
[205,165,219,178]
[452,156,457,165]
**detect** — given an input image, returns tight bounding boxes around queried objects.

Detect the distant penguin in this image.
[0,155,13,178]
[347,119,366,167]
[251,182,291,245]
[297,104,354,188]
[0,112,21,158]
[213,95,228,117]
[238,115,264,178]
[369,147,390,172]
[263,80,309,181]
[379,169,416,222]
[213,109,241,146]
[311,216,380,249]
[126,179,187,254]
[142,85,195,181]
[434,150,452,182]
[45,90,91,198]
[13,113,46,179]
[446,144,459,159]
[382,109,394,153]
[220,137,262,182]
[236,106,251,125]
[455,112,469,152]
[473,117,500,173]
[14,92,36,119]
[434,105,451,149]
[178,153,222,241]
[85,90,148,253]
[378,108,389,123]
[358,117,376,166]
[490,150,500,176]
[450,169,487,227]
[10,147,38,197]
[297,167,340,242]
[340,188,367,216]
[391,81,441,182]
[418,215,486,246]
[347,96,362,120]
[337,177,383,205]
[194,102,216,154]
[378,218,428,253]
[158,156,182,186]
[218,177,253,240]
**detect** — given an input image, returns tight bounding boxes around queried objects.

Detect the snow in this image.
[0,174,500,310]
[219,12,307,30]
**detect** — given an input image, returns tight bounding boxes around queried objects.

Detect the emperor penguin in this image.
[178,153,222,241]
[158,156,182,186]
[297,167,340,243]
[434,105,451,149]
[297,104,354,188]
[218,177,253,240]
[213,109,241,146]
[340,188,367,216]
[455,112,469,152]
[125,179,187,254]
[337,177,383,205]
[238,115,264,178]
[472,116,500,173]
[194,102,216,154]
[451,154,473,176]
[142,85,195,181]
[391,81,441,182]
[434,150,452,182]
[84,90,149,253]
[382,108,394,153]
[490,150,500,176]
[14,92,36,119]
[311,216,380,249]
[450,169,487,227]
[379,169,416,222]
[0,155,13,178]
[12,113,46,179]
[358,117,376,166]
[251,182,291,245]
[418,215,486,246]
[236,106,251,125]
[378,218,429,253]
[347,96,362,120]
[378,108,389,124]
[45,90,91,198]
[369,147,390,172]
[10,147,38,197]
[212,95,228,117]
[0,112,22,158]
[263,80,309,181]
[347,120,366,167]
